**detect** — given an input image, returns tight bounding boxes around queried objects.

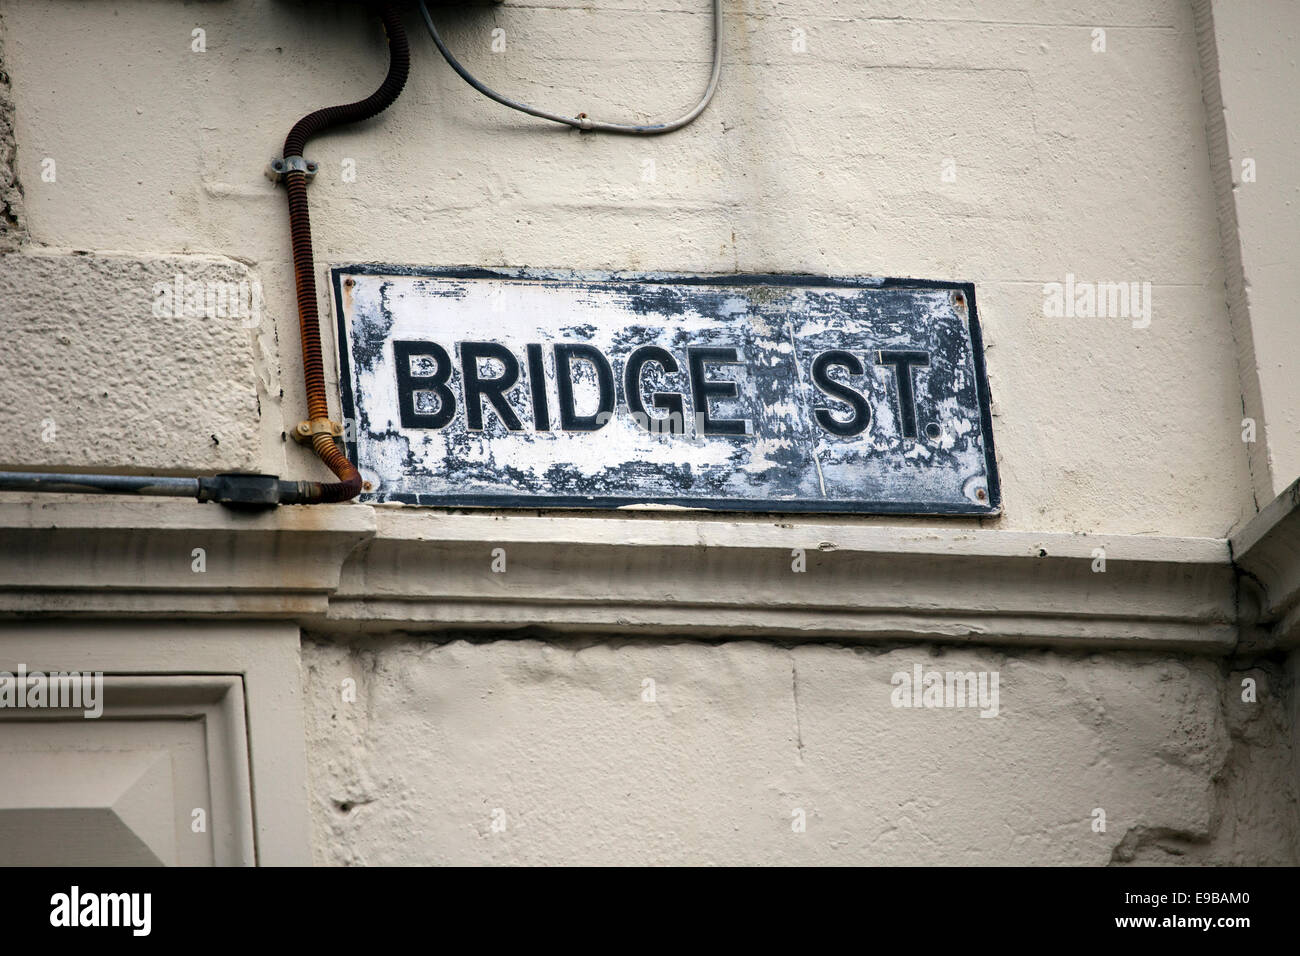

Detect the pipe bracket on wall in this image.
[266,155,319,183]
[292,418,345,445]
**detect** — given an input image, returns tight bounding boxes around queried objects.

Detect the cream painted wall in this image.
[1204,0,1300,502]
[0,0,1258,536]
[303,635,1297,865]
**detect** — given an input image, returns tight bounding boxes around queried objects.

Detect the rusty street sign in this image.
[333,267,1000,514]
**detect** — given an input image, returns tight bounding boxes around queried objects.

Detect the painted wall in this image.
[303,636,1297,865]
[0,1,1296,865]
[0,0,1258,536]
[1199,0,1300,503]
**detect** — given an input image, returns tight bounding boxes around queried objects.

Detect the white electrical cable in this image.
[418,0,723,135]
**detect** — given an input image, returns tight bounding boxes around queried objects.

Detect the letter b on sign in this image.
[395,341,456,430]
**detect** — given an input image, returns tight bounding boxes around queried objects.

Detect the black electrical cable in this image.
[418,0,722,134]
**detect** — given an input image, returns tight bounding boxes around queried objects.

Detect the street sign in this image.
[333,267,1000,514]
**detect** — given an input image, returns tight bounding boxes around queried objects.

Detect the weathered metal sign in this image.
[333,267,1000,514]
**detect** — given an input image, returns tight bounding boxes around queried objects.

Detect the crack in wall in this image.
[791,652,805,764]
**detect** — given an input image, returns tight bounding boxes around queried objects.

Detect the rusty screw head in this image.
[344,277,356,288]
[976,488,987,501]
[362,481,374,492]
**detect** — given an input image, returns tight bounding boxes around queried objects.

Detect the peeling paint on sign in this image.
[332,266,1001,515]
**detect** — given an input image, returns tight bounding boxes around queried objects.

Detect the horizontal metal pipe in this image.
[0,471,201,498]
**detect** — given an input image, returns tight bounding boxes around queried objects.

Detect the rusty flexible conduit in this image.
[279,1,410,503]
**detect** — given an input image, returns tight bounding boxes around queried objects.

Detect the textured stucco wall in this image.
[0,0,1258,535]
[303,635,1297,865]
[0,251,264,472]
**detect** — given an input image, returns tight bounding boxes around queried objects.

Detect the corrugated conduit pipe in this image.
[277,0,410,503]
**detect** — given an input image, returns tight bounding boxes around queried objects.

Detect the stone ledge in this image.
[0,497,1243,649]
[0,497,1254,652]
[324,509,1236,651]
[1231,477,1300,647]
[0,498,373,619]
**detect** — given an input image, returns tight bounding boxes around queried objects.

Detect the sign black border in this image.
[330,265,1003,517]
